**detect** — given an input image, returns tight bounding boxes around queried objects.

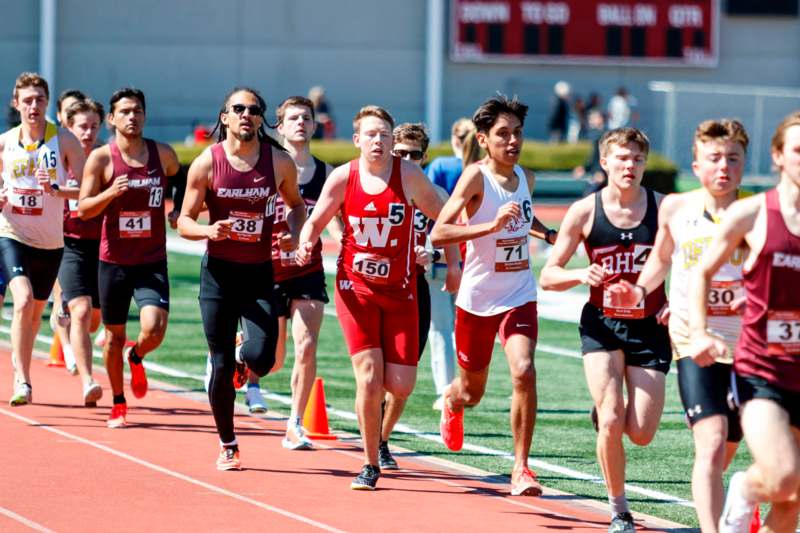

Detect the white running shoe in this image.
[432,396,444,411]
[245,386,268,414]
[9,382,32,406]
[282,421,313,450]
[83,381,103,406]
[719,471,756,533]
[63,344,78,376]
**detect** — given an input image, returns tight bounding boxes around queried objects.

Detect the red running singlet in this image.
[100,139,167,265]
[337,157,415,296]
[736,188,800,392]
[63,169,101,240]
[206,142,277,264]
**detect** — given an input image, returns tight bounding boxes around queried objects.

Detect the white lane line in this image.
[7,329,689,509]
[0,408,347,533]
[0,507,56,533]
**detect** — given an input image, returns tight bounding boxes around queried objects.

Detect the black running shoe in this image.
[350,464,380,490]
[378,441,399,470]
[608,512,635,533]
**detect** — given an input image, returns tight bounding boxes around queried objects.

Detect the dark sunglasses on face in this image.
[229,104,263,117]
[393,149,424,160]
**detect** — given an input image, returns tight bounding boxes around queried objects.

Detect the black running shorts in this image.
[273,269,329,318]
[0,237,61,300]
[677,357,742,442]
[98,259,169,325]
[58,237,100,308]
[733,373,800,429]
[579,302,672,374]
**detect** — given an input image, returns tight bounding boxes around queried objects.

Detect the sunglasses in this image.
[229,104,263,117]
[393,149,424,160]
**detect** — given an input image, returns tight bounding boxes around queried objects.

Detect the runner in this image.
[431,95,557,497]
[58,98,106,405]
[178,87,306,470]
[269,95,341,447]
[296,105,456,490]
[49,89,89,374]
[688,111,800,533]
[378,122,460,469]
[539,127,668,532]
[425,118,481,409]
[78,88,179,427]
[0,72,85,406]
[607,119,749,532]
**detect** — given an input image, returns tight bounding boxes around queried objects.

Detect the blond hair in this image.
[599,127,650,158]
[352,105,394,133]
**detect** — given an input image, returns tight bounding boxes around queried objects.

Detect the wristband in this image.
[544,229,557,244]
[635,284,647,304]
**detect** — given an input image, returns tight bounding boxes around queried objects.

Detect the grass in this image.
[17,250,752,529]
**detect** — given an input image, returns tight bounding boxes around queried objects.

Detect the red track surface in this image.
[0,350,684,533]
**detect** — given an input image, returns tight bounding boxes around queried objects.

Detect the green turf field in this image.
[20,250,753,528]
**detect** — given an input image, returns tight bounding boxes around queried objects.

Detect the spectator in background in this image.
[568,94,586,143]
[547,81,570,143]
[587,92,603,116]
[308,86,335,139]
[573,110,608,196]
[607,86,637,130]
[424,118,481,409]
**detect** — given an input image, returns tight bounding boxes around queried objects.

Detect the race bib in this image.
[11,187,43,216]
[119,210,151,238]
[495,237,529,272]
[767,310,800,356]
[229,210,263,243]
[603,284,645,319]
[708,280,744,317]
[352,252,391,283]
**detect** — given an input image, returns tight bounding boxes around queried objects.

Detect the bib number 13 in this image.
[148,187,163,208]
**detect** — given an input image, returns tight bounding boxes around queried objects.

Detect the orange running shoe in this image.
[439,397,464,451]
[126,345,148,399]
[511,466,543,496]
[107,403,127,428]
[232,332,249,389]
[216,447,242,471]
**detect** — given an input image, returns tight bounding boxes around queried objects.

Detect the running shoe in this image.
[83,381,103,407]
[216,447,242,471]
[510,466,543,496]
[378,440,399,470]
[9,383,32,406]
[232,332,249,389]
[245,385,268,414]
[432,396,444,411]
[94,328,106,348]
[350,464,380,490]
[439,396,464,451]
[64,346,78,376]
[107,403,127,428]
[609,512,636,533]
[282,421,313,450]
[718,471,756,533]
[126,345,148,399]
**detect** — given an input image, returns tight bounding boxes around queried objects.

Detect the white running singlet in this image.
[668,191,747,363]
[0,122,67,249]
[456,164,537,316]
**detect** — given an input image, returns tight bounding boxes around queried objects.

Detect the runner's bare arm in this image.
[296,163,348,264]
[177,148,227,240]
[689,196,761,341]
[78,146,121,220]
[403,159,444,221]
[157,142,181,177]
[274,149,306,251]
[430,164,507,246]
[55,129,85,200]
[539,196,602,291]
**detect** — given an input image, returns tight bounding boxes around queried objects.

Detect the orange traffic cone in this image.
[47,333,65,367]
[302,377,337,440]
[749,504,761,533]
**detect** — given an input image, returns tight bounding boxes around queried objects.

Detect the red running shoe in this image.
[126,345,148,399]
[107,403,128,428]
[439,397,464,451]
[511,466,543,496]
[216,447,242,471]
[232,332,249,389]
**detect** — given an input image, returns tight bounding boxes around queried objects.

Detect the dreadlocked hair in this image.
[209,86,286,152]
